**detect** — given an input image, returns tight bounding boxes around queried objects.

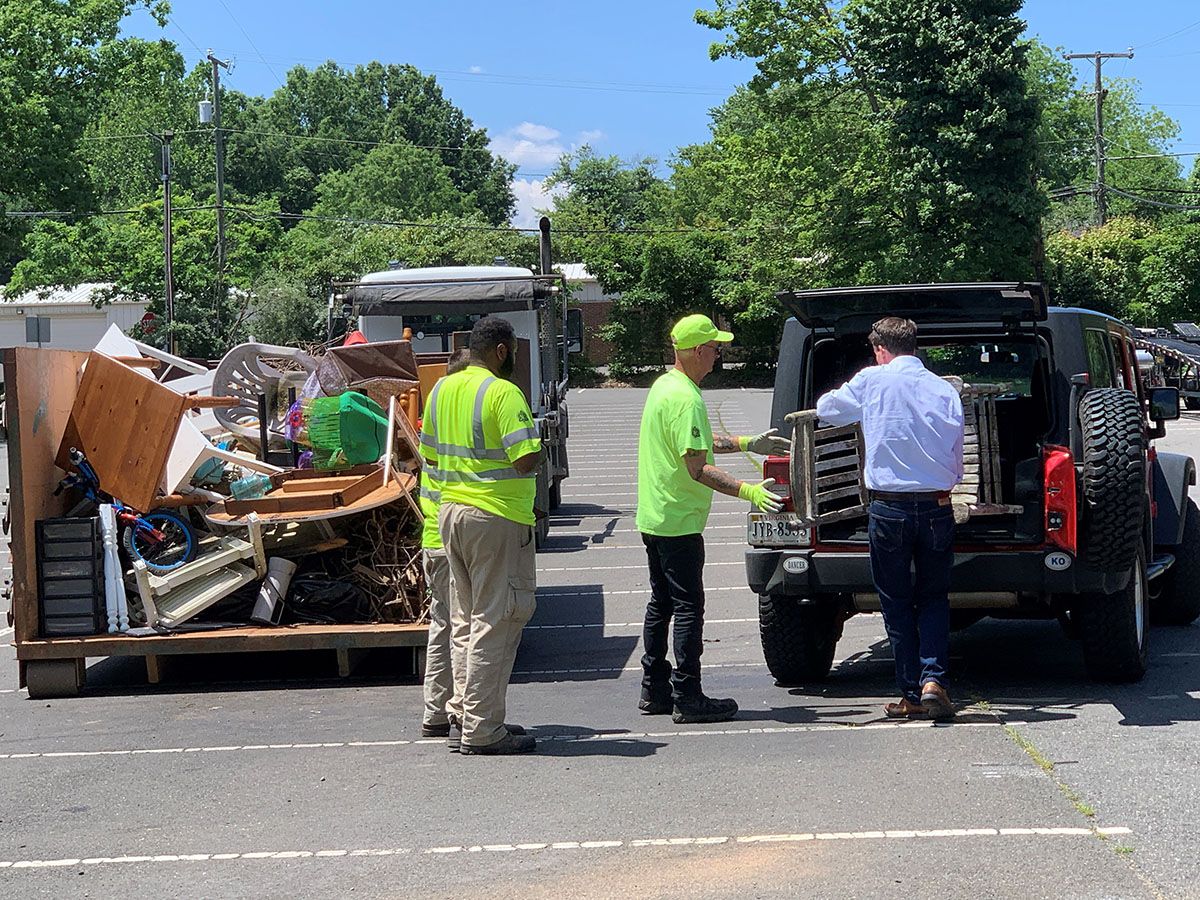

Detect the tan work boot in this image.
[920,681,955,721]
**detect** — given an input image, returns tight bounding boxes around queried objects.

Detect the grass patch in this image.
[1002,723,1096,819]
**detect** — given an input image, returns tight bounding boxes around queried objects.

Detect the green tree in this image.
[0,0,168,277]
[310,141,470,221]
[847,0,1044,280]
[225,62,515,223]
[8,193,283,357]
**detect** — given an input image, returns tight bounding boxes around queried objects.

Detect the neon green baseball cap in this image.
[671,313,734,350]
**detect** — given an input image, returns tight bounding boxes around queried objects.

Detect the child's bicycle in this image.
[56,448,198,575]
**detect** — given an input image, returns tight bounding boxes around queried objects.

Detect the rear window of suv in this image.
[921,341,1037,395]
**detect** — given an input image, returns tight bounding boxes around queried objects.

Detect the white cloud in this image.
[513,122,561,142]
[491,121,566,168]
[509,178,564,231]
[468,65,484,74]
[578,129,606,144]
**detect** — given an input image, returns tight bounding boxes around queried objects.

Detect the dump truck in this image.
[330,217,577,546]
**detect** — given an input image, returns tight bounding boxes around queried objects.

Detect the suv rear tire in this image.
[1156,498,1200,625]
[758,595,844,685]
[1077,547,1149,682]
[1078,388,1145,571]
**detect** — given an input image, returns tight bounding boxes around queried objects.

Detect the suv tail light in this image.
[1043,444,1077,554]
[763,455,792,511]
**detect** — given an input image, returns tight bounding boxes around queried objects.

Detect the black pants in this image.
[640,532,706,701]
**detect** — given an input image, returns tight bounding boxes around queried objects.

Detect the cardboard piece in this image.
[57,352,189,512]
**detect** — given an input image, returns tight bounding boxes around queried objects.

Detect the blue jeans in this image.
[867,498,954,703]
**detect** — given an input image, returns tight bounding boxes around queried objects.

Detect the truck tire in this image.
[1077,547,1149,682]
[758,595,843,685]
[1078,388,1145,571]
[1156,498,1200,625]
[549,478,562,511]
[1185,397,1200,411]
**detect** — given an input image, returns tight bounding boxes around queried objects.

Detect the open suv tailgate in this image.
[776,283,1048,329]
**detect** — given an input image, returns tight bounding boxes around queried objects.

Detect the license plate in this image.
[747,513,810,546]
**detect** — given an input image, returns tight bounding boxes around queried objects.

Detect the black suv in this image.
[746,283,1200,684]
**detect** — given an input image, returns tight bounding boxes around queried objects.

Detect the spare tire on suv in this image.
[1078,388,1145,571]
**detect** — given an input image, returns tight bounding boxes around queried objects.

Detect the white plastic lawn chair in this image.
[211,342,319,446]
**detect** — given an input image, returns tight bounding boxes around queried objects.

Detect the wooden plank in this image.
[816,469,861,490]
[814,439,859,455]
[418,363,447,403]
[817,485,864,503]
[813,423,859,440]
[208,475,416,524]
[56,352,188,511]
[816,506,869,524]
[813,456,858,474]
[5,347,92,648]
[16,622,429,660]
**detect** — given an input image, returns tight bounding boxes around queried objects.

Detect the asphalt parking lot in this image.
[2,387,1200,899]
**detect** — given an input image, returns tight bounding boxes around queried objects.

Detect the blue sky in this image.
[123,1,1200,227]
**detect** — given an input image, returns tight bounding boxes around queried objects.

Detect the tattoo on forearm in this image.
[698,465,743,498]
[712,435,740,453]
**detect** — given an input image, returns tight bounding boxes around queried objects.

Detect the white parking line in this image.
[0,824,1129,871]
[526,618,756,631]
[543,541,746,552]
[0,719,1000,763]
[538,585,742,598]
[540,560,741,573]
[0,627,13,639]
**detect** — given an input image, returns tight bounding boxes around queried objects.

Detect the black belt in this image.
[869,490,951,502]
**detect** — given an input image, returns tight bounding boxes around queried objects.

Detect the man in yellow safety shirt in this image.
[418,348,470,740]
[637,314,790,724]
[423,316,541,755]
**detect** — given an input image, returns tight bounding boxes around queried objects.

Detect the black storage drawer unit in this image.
[36,517,105,637]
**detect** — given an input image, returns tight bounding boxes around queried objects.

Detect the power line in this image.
[1105,185,1200,211]
[213,0,284,90]
[1132,17,1200,51]
[1105,150,1200,160]
[4,205,216,219]
[227,127,491,154]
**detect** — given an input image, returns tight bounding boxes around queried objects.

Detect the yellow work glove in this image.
[739,478,784,513]
[738,428,792,455]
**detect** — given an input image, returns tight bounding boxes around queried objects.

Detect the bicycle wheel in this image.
[121,509,198,574]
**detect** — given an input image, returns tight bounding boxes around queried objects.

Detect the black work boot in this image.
[672,694,738,724]
[447,718,527,753]
[460,732,537,755]
[638,685,672,715]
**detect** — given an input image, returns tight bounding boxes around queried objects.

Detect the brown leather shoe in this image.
[884,698,928,719]
[920,681,955,721]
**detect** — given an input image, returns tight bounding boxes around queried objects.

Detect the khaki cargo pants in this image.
[439,502,537,748]
[421,549,453,728]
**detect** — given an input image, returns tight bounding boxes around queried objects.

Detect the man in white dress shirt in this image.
[816,317,964,720]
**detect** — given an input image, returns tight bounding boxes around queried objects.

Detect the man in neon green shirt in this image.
[637,314,789,724]
[418,349,469,740]
[424,317,542,755]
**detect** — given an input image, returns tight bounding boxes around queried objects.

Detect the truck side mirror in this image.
[565,308,583,354]
[1149,386,1181,422]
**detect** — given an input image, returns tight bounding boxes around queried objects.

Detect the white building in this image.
[0,283,150,355]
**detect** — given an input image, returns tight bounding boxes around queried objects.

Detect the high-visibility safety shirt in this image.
[419,473,443,550]
[420,364,542,526]
[636,368,715,537]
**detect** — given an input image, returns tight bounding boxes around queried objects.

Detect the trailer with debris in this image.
[3,329,437,698]
[330,217,576,546]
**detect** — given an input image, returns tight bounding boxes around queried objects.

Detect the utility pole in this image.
[160,130,177,355]
[1065,49,1133,226]
[206,50,231,340]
